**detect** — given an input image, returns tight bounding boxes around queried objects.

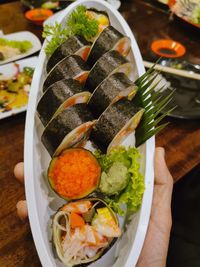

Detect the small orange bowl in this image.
[151,39,186,58]
[25,8,53,25]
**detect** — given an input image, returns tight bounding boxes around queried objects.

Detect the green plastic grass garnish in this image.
[43,5,99,56]
[133,65,175,147]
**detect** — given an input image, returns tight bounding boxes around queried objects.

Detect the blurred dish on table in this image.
[25,8,54,25]
[169,0,200,29]
[151,39,186,58]
[145,64,200,119]
[0,31,41,65]
[0,56,37,120]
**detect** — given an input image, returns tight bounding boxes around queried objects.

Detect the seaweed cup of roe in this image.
[48,148,101,200]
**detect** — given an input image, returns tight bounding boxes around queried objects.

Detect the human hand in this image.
[14,162,28,220]
[14,147,173,267]
[136,147,173,267]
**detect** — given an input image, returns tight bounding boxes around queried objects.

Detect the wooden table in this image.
[0,1,199,266]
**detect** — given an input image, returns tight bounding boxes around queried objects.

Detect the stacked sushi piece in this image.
[37,21,144,156]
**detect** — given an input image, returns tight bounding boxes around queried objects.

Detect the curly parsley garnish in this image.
[42,5,99,56]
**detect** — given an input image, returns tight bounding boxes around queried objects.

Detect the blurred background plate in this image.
[0,56,38,120]
[154,70,200,119]
[169,0,200,29]
[0,31,41,65]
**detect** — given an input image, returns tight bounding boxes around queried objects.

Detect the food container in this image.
[24,0,155,266]
[25,8,53,25]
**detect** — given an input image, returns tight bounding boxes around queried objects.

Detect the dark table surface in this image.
[0,1,200,266]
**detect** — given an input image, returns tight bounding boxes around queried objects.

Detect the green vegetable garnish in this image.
[42,22,70,56]
[67,5,99,40]
[95,147,145,216]
[23,67,34,77]
[43,5,99,56]
[0,38,33,53]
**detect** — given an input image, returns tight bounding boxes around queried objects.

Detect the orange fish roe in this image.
[48,148,101,199]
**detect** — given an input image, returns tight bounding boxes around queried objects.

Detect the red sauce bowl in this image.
[25,8,53,25]
[151,39,186,58]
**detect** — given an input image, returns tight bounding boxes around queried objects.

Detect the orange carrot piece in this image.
[70,212,85,228]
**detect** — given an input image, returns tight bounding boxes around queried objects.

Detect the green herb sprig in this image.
[42,22,70,56]
[43,5,99,56]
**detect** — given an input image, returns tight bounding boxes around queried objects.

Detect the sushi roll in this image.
[43,55,90,92]
[91,99,144,153]
[53,198,121,266]
[37,79,91,127]
[41,103,96,156]
[46,36,91,73]
[87,26,131,66]
[48,148,101,200]
[85,50,135,92]
[88,72,138,118]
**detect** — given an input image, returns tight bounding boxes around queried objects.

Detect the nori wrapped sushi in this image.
[91,98,144,153]
[37,79,91,127]
[41,104,96,156]
[46,35,91,73]
[52,198,121,266]
[43,55,90,92]
[88,72,138,118]
[85,50,135,92]
[87,26,131,66]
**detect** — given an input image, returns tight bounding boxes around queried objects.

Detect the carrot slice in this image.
[70,212,85,228]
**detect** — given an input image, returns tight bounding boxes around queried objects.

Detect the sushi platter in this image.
[24,0,171,266]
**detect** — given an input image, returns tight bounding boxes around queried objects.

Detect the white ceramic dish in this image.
[0,31,41,65]
[24,1,155,267]
[0,56,38,120]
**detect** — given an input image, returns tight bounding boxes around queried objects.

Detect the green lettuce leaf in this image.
[95,147,145,216]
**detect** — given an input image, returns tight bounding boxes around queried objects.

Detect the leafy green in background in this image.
[0,38,32,53]
[42,5,99,56]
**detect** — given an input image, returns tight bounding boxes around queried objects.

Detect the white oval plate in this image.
[24,1,155,267]
[0,56,38,120]
[0,31,41,65]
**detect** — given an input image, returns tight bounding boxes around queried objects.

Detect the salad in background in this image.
[0,64,34,113]
[0,38,33,62]
[0,56,37,119]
